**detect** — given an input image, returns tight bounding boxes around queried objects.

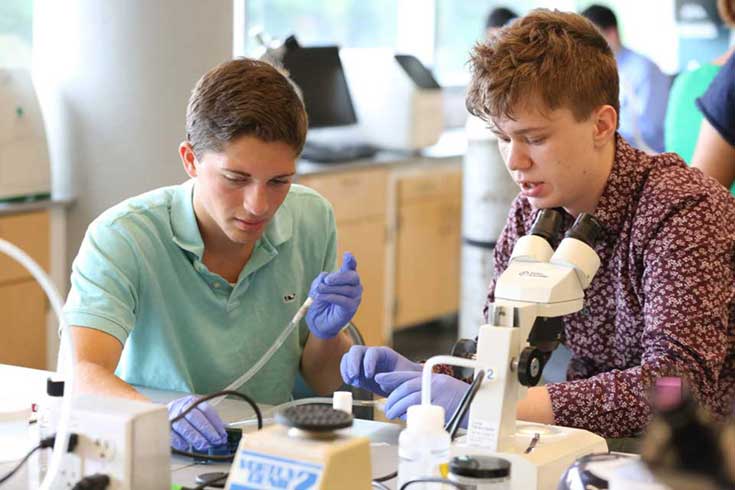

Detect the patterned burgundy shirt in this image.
[484,136,735,438]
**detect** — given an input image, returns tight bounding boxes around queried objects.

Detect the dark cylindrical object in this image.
[564,213,602,248]
[449,455,511,489]
[529,208,563,243]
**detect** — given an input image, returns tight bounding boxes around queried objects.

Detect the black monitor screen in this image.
[281,46,358,129]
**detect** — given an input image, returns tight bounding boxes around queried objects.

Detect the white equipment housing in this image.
[49,394,170,490]
[340,48,443,151]
[0,69,51,201]
[423,212,609,490]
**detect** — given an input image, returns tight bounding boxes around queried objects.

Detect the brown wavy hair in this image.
[185,58,308,158]
[466,9,619,126]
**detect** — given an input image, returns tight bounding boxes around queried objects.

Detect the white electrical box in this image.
[49,394,170,490]
[0,69,51,201]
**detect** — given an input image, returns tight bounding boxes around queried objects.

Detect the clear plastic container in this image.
[398,404,451,490]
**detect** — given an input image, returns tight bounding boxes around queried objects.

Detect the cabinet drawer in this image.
[298,168,388,222]
[397,168,461,205]
[0,280,47,369]
[0,210,50,284]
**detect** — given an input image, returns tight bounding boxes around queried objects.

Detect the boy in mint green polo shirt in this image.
[63,58,362,452]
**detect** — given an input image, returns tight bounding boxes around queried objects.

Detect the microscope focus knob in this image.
[518,347,544,386]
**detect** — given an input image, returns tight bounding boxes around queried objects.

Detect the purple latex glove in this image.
[375,371,471,427]
[167,395,227,452]
[340,346,422,397]
[306,252,363,339]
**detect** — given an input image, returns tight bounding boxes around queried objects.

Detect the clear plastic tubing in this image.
[211,297,313,406]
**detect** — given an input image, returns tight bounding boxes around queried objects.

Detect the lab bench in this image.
[0,364,402,490]
[296,132,466,347]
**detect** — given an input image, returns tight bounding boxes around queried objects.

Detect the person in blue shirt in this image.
[692,50,735,189]
[582,4,671,153]
[63,58,363,452]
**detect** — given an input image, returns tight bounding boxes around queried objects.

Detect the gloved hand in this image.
[340,346,421,397]
[167,395,227,452]
[306,252,362,339]
[375,371,471,427]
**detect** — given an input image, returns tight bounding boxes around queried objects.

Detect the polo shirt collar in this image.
[170,179,295,261]
[171,179,205,259]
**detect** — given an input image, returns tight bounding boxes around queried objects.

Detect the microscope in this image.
[423,208,609,490]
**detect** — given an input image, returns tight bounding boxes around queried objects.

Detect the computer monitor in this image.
[280,45,358,129]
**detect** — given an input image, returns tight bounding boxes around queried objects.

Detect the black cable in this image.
[0,433,79,486]
[373,471,397,483]
[170,448,234,462]
[170,390,262,461]
[170,390,262,428]
[0,445,42,486]
[400,478,463,490]
[445,369,485,440]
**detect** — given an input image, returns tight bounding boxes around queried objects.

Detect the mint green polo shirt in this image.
[63,180,337,404]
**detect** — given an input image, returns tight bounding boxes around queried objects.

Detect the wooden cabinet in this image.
[298,169,389,346]
[299,158,462,342]
[393,167,462,328]
[0,210,50,369]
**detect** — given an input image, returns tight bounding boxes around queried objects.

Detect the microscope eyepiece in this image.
[564,213,602,248]
[529,208,563,242]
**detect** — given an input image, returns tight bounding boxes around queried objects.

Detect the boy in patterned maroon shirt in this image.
[341,9,735,437]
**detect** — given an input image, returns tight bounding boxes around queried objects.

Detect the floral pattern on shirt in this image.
[484,136,735,438]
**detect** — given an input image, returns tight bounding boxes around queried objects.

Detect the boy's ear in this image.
[179,142,198,178]
[592,104,617,148]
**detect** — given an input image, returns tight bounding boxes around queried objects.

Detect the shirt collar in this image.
[171,179,205,259]
[592,134,648,236]
[170,179,295,260]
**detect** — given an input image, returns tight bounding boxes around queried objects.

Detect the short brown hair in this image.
[186,58,308,157]
[718,0,735,27]
[466,9,619,125]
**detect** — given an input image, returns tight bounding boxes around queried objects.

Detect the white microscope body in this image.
[425,210,609,490]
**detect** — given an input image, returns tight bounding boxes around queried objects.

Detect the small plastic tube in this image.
[332,391,353,414]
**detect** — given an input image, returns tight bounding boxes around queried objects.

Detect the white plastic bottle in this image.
[28,378,64,487]
[398,404,451,490]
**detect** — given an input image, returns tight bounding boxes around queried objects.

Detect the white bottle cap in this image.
[407,404,445,430]
[332,391,353,414]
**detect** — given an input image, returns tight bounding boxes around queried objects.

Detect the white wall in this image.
[33,1,233,364]
[34,0,233,278]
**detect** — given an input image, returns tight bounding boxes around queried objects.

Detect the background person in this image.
[582,4,671,153]
[665,0,735,182]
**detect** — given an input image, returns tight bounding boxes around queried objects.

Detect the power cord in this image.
[170,390,262,462]
[0,433,79,486]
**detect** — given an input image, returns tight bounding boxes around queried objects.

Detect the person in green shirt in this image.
[63,58,363,451]
[665,0,734,173]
